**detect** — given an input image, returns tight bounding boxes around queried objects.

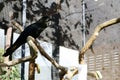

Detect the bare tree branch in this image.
[1,17,120,80]
[11,20,23,32]
[27,36,38,58]
[63,68,103,80]
[0,21,37,67]
[79,18,120,63]
[0,56,32,67]
[28,36,67,72]
[11,21,38,80]
[11,21,67,79]
[62,18,120,80]
[63,67,78,80]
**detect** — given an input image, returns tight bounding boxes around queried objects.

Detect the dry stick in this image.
[0,34,38,67]
[27,36,40,80]
[64,68,101,80]
[0,56,32,67]
[10,20,66,79]
[12,21,67,75]
[3,12,13,78]
[27,39,38,80]
[63,18,120,80]
[11,21,23,32]
[27,37,38,60]
[63,67,78,80]
[0,15,34,67]
[28,36,67,71]
[5,18,119,80]
[10,18,120,80]
[4,27,13,66]
[12,21,38,80]
[79,18,120,63]
[13,19,68,80]
[0,22,38,64]
[27,37,38,80]
[27,37,38,58]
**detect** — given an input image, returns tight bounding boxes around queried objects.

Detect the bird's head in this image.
[40,16,50,22]
[39,15,52,27]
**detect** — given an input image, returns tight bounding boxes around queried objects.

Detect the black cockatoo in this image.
[3,16,50,57]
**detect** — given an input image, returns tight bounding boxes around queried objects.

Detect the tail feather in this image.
[3,51,11,57]
[3,43,20,57]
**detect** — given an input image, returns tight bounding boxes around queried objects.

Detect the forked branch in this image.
[79,18,120,63]
[0,56,32,67]
[12,21,67,78]
[63,18,120,80]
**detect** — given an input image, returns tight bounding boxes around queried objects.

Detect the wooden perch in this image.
[11,21,38,80]
[0,35,38,67]
[28,45,36,80]
[63,67,78,80]
[63,68,102,80]
[0,56,32,67]
[79,18,120,63]
[63,18,120,80]
[11,20,23,32]
[1,17,120,80]
[11,21,64,70]
[28,36,67,72]
[30,37,67,80]
[27,36,38,58]
[87,71,102,80]
[11,21,67,79]
[12,18,120,80]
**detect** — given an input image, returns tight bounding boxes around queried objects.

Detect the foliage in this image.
[0,48,20,80]
[0,49,4,62]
